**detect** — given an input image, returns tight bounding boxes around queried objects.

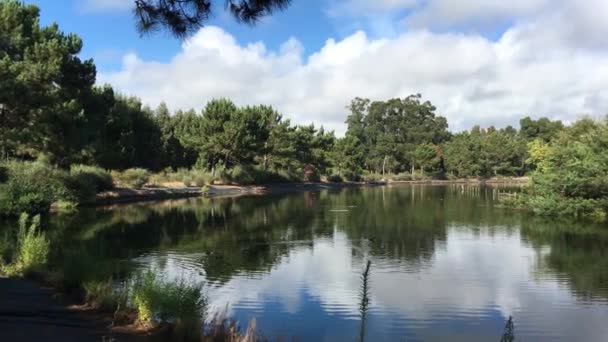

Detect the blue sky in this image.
[27,0,347,71]
[23,0,608,134]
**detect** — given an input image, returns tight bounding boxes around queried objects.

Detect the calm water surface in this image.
[41,185,608,341]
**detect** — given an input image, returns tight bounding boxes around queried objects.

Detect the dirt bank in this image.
[94,181,388,205]
[0,276,112,341]
[93,178,528,206]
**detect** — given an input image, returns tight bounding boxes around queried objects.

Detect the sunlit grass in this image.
[1,213,50,276]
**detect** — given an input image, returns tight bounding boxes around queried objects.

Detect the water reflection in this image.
[359,260,371,342]
[12,184,608,341]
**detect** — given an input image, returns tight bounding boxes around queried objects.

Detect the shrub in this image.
[64,165,113,202]
[0,161,71,215]
[327,174,343,183]
[393,173,412,181]
[183,170,210,187]
[429,170,448,180]
[362,173,382,182]
[228,165,299,185]
[343,171,362,182]
[114,168,150,189]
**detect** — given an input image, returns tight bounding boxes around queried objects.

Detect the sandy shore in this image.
[93,177,528,206]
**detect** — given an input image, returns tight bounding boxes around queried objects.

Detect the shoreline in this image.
[92,177,529,206]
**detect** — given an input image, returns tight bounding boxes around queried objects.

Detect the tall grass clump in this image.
[83,278,125,311]
[112,168,150,189]
[130,270,206,341]
[1,213,50,276]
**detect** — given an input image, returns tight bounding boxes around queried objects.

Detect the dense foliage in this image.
[513,119,608,220]
[1,1,606,220]
[133,0,292,37]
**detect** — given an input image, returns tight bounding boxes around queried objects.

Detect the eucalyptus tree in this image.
[343,95,450,174]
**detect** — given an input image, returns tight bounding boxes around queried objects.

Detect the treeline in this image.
[0,1,333,175]
[335,96,564,179]
[2,1,607,220]
[0,0,566,180]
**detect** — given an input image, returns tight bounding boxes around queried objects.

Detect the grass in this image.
[112,168,151,189]
[130,270,206,341]
[1,213,50,277]
[83,279,127,311]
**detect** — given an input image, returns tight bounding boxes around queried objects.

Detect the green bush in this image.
[228,165,299,185]
[429,170,448,180]
[362,173,383,182]
[343,171,362,182]
[0,161,71,215]
[65,165,113,202]
[327,174,343,183]
[113,168,150,189]
[393,173,413,181]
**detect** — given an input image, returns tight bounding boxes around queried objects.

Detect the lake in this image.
[39,185,608,341]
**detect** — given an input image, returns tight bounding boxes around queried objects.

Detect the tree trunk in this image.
[382,155,387,176]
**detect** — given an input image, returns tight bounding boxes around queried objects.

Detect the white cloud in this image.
[80,0,132,12]
[403,0,550,30]
[326,0,418,17]
[99,0,608,135]
[143,227,608,341]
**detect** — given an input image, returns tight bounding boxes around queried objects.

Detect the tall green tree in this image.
[343,95,450,174]
[519,116,564,142]
[153,102,197,169]
[522,118,608,219]
[0,0,96,164]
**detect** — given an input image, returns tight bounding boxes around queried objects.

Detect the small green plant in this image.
[2,213,51,276]
[53,200,79,213]
[201,185,210,195]
[17,213,49,274]
[114,168,150,189]
[131,271,159,324]
[84,279,119,310]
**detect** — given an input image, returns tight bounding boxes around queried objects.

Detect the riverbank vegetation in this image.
[1,0,606,220]
[0,222,253,341]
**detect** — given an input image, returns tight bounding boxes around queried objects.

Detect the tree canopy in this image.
[133,0,292,37]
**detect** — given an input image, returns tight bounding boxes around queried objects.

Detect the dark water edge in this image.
[2,184,607,341]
